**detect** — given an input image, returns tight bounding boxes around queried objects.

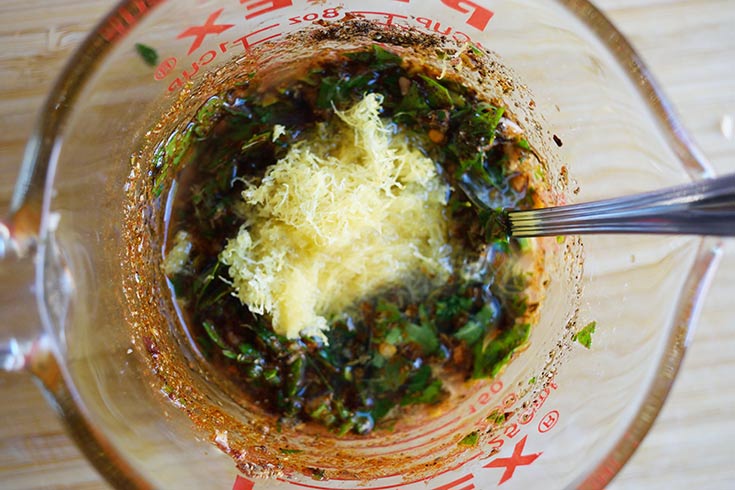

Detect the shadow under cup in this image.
[11,1,717,489]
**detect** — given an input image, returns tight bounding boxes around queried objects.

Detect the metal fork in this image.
[504,173,735,237]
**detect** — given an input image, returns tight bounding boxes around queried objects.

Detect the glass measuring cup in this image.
[0,1,721,489]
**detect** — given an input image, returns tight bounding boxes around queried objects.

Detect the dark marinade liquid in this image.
[161,45,539,436]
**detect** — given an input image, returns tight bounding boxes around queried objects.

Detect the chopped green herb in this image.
[459,431,480,446]
[370,397,396,421]
[401,364,443,406]
[454,320,485,346]
[241,131,271,152]
[135,43,159,67]
[376,299,403,323]
[455,303,500,346]
[405,322,439,355]
[435,293,474,324]
[371,44,403,65]
[517,237,532,252]
[158,41,545,437]
[418,74,455,108]
[486,408,506,426]
[203,321,228,350]
[371,353,386,369]
[573,321,596,349]
[473,323,531,379]
[153,126,195,196]
[337,421,355,436]
[221,349,238,360]
[316,76,344,108]
[384,327,403,345]
[517,137,531,150]
[309,468,326,481]
[279,448,303,455]
[345,44,403,67]
[395,83,430,115]
[194,97,225,137]
[402,378,443,406]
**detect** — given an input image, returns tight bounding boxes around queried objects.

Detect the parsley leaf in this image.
[384,327,403,345]
[202,321,228,350]
[405,322,439,354]
[401,365,442,406]
[454,320,485,346]
[459,431,480,446]
[135,43,159,67]
[455,303,500,346]
[418,74,454,108]
[573,321,596,349]
[486,408,506,426]
[473,323,531,379]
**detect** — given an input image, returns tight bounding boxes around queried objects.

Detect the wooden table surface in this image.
[1,1,733,488]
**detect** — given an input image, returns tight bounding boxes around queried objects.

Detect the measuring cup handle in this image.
[0,209,58,373]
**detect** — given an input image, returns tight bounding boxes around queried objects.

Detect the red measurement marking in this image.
[440,0,494,31]
[432,473,475,490]
[504,422,521,439]
[178,8,235,55]
[484,436,541,485]
[280,453,482,490]
[368,416,461,449]
[538,410,559,434]
[278,478,414,490]
[413,17,472,42]
[154,57,177,80]
[518,380,558,426]
[231,24,283,51]
[381,433,454,456]
[434,452,482,480]
[289,8,343,25]
[233,475,255,490]
[241,0,294,20]
[467,381,505,414]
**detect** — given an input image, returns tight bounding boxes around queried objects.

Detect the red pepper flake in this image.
[429,128,446,143]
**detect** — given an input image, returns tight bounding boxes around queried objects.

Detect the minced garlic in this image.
[220,93,451,340]
[163,230,193,277]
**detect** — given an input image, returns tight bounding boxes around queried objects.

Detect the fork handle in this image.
[508,173,735,237]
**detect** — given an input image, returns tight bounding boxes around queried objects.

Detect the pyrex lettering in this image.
[289,8,342,24]
[440,0,495,31]
[241,0,294,20]
[177,8,235,55]
[484,436,541,485]
[157,2,497,94]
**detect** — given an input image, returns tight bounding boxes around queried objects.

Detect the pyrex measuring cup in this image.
[0,1,721,489]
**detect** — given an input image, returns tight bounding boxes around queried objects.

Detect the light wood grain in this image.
[1,0,733,489]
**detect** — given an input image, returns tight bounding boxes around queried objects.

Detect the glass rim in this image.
[12,1,721,488]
